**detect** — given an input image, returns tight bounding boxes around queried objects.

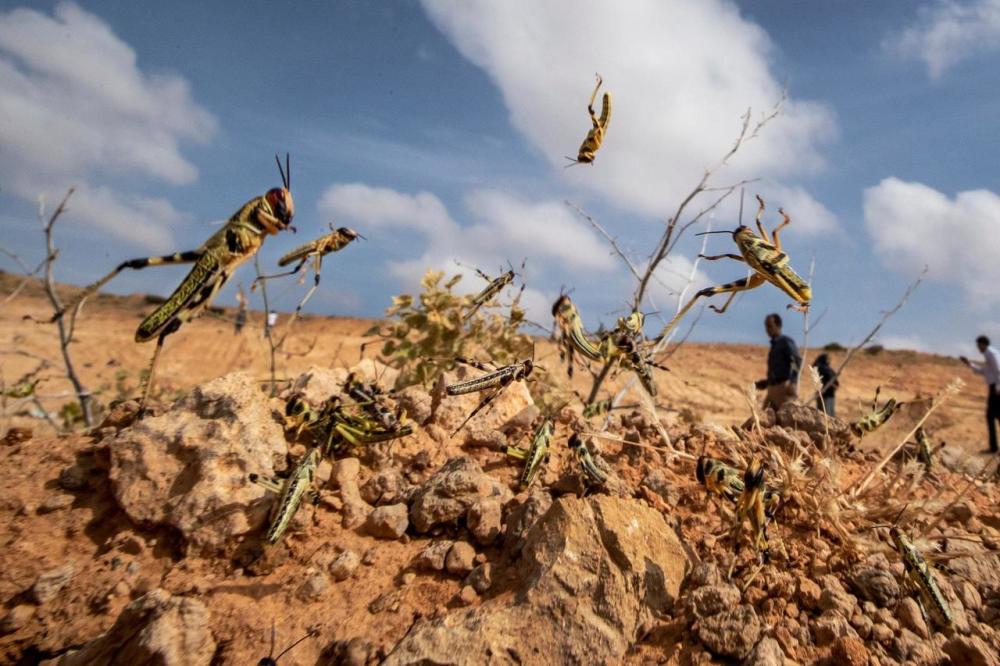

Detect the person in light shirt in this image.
[961,335,1000,454]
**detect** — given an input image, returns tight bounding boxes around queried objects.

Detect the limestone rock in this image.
[49,589,215,666]
[365,503,409,540]
[384,495,688,665]
[697,605,761,660]
[467,497,502,546]
[106,372,286,550]
[409,457,512,533]
[445,542,476,576]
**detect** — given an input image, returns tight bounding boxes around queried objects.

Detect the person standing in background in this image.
[755,313,801,411]
[961,335,1000,454]
[812,353,838,416]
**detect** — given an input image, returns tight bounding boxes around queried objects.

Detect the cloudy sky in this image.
[1,0,998,355]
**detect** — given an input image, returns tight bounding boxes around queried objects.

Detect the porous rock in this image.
[776,402,851,445]
[360,468,411,506]
[502,490,552,558]
[409,457,512,533]
[467,497,502,546]
[850,566,900,607]
[365,503,409,539]
[687,584,741,619]
[445,542,476,576]
[413,540,453,572]
[32,563,75,604]
[47,589,215,666]
[106,372,286,550]
[283,365,348,405]
[697,605,761,660]
[384,495,688,665]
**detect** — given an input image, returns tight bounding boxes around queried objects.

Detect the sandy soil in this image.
[1,272,998,665]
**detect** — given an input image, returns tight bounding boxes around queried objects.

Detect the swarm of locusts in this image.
[53,75,993,649]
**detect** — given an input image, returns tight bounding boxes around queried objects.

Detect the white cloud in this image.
[886,0,1000,79]
[318,183,616,321]
[420,0,837,227]
[0,2,215,249]
[864,177,1000,305]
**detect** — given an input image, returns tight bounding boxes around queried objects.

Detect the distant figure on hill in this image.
[812,353,838,416]
[754,313,801,411]
[234,284,248,335]
[961,335,1000,454]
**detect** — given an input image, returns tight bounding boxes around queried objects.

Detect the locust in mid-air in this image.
[656,195,811,342]
[254,224,363,334]
[56,155,296,410]
[462,261,523,322]
[566,73,611,166]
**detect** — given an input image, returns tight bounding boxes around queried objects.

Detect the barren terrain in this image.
[1,273,999,665]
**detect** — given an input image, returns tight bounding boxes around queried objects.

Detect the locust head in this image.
[266,188,295,229]
[743,458,765,491]
[695,456,711,485]
[267,153,295,230]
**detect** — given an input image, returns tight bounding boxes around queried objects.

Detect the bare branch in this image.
[36,188,94,428]
[565,200,642,282]
[633,95,784,313]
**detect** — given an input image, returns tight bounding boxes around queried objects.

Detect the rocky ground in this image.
[1,357,999,665]
[2,274,1000,665]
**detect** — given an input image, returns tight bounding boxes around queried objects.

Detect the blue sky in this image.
[1,0,998,355]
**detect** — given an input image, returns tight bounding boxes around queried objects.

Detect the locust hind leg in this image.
[707,274,766,314]
[754,195,772,244]
[698,253,745,263]
[57,250,203,325]
[655,274,764,341]
[139,318,181,414]
[587,73,603,127]
[276,254,324,347]
[451,380,509,437]
[251,257,308,291]
[771,208,791,251]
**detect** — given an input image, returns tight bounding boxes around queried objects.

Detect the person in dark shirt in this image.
[812,353,838,416]
[754,313,801,411]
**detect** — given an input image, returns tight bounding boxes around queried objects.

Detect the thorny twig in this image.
[809,267,926,403]
[37,189,94,428]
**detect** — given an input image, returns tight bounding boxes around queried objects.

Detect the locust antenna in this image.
[275,154,288,190]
